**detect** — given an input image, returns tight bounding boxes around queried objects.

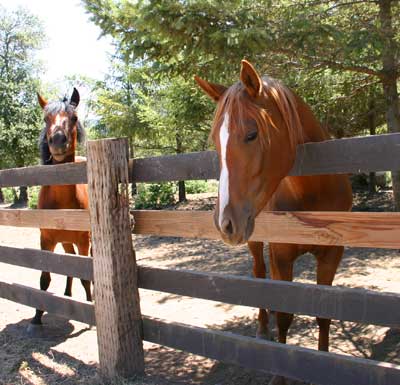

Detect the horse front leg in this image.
[248,241,271,339]
[77,237,92,302]
[28,235,56,333]
[315,246,344,351]
[62,243,75,297]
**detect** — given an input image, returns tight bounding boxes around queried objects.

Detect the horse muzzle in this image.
[214,207,255,246]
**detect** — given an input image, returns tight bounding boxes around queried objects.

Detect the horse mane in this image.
[211,76,303,151]
[39,99,85,165]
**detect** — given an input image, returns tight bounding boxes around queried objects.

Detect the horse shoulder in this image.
[76,184,89,209]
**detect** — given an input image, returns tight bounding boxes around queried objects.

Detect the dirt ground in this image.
[0,191,399,385]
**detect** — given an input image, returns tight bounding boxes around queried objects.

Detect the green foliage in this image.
[0,6,45,170]
[185,180,208,194]
[134,182,176,209]
[1,187,16,204]
[28,186,40,209]
[84,0,399,142]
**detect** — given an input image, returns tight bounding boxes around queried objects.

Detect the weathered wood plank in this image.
[290,133,400,175]
[0,282,397,385]
[132,151,219,182]
[0,281,95,325]
[0,162,87,187]
[0,245,92,281]
[143,316,400,385]
[1,209,400,248]
[0,244,398,326]
[139,267,400,327]
[0,209,89,231]
[2,133,400,187]
[133,210,400,249]
[87,138,144,377]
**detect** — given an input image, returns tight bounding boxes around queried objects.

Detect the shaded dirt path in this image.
[0,191,399,384]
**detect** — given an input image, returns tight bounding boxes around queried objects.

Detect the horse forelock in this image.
[42,99,85,142]
[211,77,303,152]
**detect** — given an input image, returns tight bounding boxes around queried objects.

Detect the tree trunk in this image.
[379,0,400,210]
[129,137,137,196]
[0,188,3,204]
[178,180,186,202]
[176,132,186,202]
[18,186,28,205]
[368,99,377,193]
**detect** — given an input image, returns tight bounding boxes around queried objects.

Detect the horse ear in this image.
[37,93,48,109]
[70,87,80,108]
[194,75,227,102]
[240,60,262,98]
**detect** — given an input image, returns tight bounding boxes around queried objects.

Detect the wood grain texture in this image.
[0,245,93,281]
[0,282,397,385]
[87,138,144,378]
[2,209,400,248]
[143,316,400,385]
[0,244,398,326]
[139,267,400,327]
[133,210,400,249]
[0,281,95,325]
[2,133,400,187]
[0,209,89,231]
[0,162,86,187]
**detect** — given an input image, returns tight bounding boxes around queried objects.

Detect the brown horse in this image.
[195,61,352,383]
[29,88,92,330]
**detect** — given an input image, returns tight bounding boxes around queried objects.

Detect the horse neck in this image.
[294,94,330,145]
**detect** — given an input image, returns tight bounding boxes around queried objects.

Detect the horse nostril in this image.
[48,136,53,145]
[221,218,234,235]
[61,135,67,144]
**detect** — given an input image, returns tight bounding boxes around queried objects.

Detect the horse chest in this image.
[38,185,86,209]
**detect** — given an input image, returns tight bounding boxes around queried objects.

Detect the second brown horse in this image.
[30,88,91,329]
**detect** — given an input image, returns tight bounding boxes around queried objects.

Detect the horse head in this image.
[38,88,85,164]
[195,60,302,245]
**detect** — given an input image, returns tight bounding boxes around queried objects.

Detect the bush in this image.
[28,186,40,209]
[185,180,208,194]
[1,187,16,204]
[134,182,176,209]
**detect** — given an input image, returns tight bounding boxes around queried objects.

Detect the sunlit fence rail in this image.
[0,134,399,384]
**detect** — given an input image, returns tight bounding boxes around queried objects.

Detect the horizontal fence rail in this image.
[139,267,400,328]
[0,209,89,231]
[1,133,400,187]
[133,210,400,249]
[0,245,93,281]
[0,281,94,324]
[2,209,400,248]
[0,282,398,385]
[1,245,399,327]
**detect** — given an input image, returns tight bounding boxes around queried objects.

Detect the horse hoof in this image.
[26,323,44,338]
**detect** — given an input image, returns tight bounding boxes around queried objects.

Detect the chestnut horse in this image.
[30,88,92,329]
[195,61,352,383]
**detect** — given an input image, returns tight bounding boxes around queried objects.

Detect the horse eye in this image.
[245,131,258,143]
[70,115,77,124]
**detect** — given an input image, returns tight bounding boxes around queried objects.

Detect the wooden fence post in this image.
[86,138,144,379]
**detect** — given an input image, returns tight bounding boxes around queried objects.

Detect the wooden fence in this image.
[0,135,400,384]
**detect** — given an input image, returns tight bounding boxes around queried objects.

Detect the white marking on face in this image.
[50,114,66,134]
[219,113,230,228]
